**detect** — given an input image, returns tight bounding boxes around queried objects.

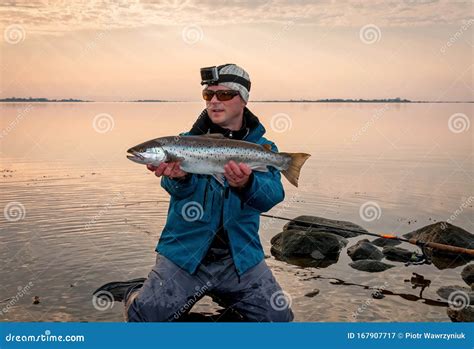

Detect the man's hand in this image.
[147,162,187,179]
[224,160,252,188]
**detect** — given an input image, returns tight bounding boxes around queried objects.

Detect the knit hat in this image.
[202,64,251,103]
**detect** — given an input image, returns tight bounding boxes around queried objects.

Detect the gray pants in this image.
[124,249,294,322]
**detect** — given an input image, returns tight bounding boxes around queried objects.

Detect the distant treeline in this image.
[256,98,412,103]
[1,97,88,102]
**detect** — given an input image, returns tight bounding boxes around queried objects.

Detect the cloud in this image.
[0,0,471,35]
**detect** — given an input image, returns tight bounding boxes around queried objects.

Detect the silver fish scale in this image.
[159,136,289,174]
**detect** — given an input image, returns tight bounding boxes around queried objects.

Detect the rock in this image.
[372,290,384,299]
[461,264,474,286]
[304,289,320,298]
[447,306,474,322]
[271,229,345,268]
[282,215,367,239]
[436,285,474,305]
[276,255,340,269]
[347,239,383,261]
[310,250,326,260]
[271,229,348,258]
[383,246,418,263]
[403,222,474,269]
[371,237,401,247]
[349,260,395,273]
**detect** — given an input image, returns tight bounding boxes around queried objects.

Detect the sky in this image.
[0,0,472,101]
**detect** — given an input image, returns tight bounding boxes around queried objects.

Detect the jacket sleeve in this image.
[161,174,197,199]
[238,142,285,212]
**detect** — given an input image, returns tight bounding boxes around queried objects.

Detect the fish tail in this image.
[280,152,311,187]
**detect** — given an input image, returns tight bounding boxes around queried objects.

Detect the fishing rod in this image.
[261,214,474,257]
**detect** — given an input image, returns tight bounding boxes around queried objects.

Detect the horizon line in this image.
[1,97,473,104]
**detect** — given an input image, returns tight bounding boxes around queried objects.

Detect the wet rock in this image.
[349,260,395,273]
[271,229,346,268]
[304,289,320,298]
[371,237,401,247]
[403,222,474,269]
[383,246,418,263]
[271,229,348,258]
[436,285,474,305]
[461,264,474,287]
[347,239,383,261]
[310,250,326,260]
[447,306,474,322]
[282,215,367,239]
[275,255,340,269]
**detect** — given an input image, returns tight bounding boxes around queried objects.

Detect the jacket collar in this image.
[188,107,265,142]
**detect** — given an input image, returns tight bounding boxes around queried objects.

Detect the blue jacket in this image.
[156,109,285,275]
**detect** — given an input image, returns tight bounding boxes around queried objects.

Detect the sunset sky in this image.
[0,0,472,101]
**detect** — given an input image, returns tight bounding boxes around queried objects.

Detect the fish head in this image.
[126,139,167,166]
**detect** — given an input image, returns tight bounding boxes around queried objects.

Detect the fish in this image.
[127,134,311,187]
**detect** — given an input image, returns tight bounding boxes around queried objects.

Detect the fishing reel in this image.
[404,244,432,266]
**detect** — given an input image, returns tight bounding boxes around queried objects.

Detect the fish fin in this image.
[202,133,226,139]
[252,165,269,172]
[280,153,311,187]
[212,173,225,186]
[163,150,185,163]
[262,144,273,152]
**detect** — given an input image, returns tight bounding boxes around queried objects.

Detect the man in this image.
[98,64,294,322]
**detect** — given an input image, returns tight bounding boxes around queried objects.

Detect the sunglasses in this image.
[202,89,240,101]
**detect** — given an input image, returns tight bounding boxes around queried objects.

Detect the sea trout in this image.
[127,134,310,187]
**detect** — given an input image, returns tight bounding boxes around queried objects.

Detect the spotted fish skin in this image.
[127,134,310,187]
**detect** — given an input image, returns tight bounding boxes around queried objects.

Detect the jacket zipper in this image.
[202,176,209,211]
[222,183,241,283]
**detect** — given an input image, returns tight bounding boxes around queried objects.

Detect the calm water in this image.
[0,102,472,322]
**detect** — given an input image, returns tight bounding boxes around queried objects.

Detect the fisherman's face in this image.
[205,85,246,128]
